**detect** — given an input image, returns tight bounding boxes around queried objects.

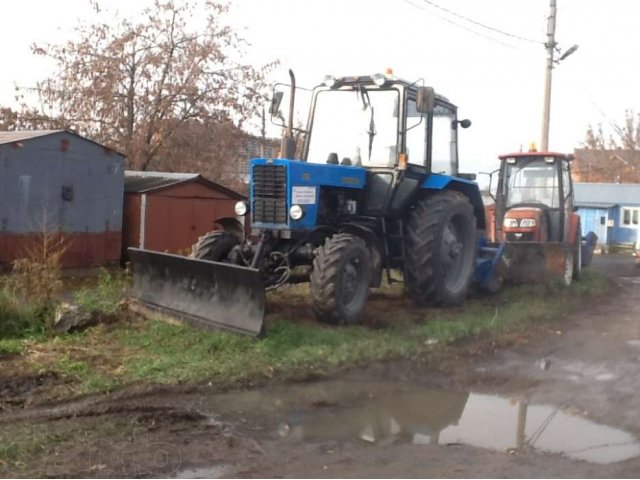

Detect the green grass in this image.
[0,289,50,339]
[0,338,27,355]
[73,269,130,315]
[3,269,612,395]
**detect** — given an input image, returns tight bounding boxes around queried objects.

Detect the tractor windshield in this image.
[307,88,399,167]
[505,159,560,208]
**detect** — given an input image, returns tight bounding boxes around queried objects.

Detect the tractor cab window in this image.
[405,98,426,166]
[505,159,560,208]
[307,88,399,168]
[431,105,456,175]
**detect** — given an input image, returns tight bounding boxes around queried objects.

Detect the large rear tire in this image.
[310,233,372,325]
[405,191,477,306]
[573,219,582,280]
[191,231,239,262]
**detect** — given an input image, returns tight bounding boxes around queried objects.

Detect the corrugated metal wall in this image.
[122,181,239,258]
[0,132,124,267]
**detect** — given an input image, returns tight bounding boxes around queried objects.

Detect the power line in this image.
[413,0,542,45]
[401,0,518,49]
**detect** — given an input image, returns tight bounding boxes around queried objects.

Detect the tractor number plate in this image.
[292,186,317,204]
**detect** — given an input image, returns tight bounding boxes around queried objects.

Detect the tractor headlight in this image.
[503,218,519,228]
[234,201,248,216]
[289,204,304,220]
[519,218,537,228]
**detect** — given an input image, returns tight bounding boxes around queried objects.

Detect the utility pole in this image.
[541,0,557,151]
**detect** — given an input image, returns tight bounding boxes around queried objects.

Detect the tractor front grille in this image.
[252,164,287,224]
[505,232,535,242]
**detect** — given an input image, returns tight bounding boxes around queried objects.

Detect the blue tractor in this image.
[129,71,498,335]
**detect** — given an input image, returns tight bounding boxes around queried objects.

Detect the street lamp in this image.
[557,44,579,63]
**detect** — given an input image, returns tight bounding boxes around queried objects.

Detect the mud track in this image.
[1,254,639,478]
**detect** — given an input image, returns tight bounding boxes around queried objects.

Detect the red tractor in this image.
[487,151,596,285]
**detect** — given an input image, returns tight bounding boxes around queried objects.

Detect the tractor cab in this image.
[269,71,473,220]
[494,152,575,244]
[302,73,464,174]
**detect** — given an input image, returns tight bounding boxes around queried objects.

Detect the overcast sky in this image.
[1,0,638,177]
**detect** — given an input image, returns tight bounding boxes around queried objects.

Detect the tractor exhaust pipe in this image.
[281,69,297,159]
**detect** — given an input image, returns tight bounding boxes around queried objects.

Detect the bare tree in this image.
[0,106,64,131]
[578,111,640,183]
[27,0,276,172]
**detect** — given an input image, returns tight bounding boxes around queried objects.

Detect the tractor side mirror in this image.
[416,86,435,113]
[269,91,284,116]
[459,119,472,128]
[480,169,500,201]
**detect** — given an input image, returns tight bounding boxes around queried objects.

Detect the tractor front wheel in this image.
[405,191,477,306]
[563,251,574,286]
[310,233,372,325]
[191,231,239,262]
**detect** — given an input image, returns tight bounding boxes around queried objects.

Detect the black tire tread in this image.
[191,231,238,262]
[404,191,476,306]
[310,233,371,325]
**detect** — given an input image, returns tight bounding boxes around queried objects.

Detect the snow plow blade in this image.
[128,248,265,336]
[501,243,570,283]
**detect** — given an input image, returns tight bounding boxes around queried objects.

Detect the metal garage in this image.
[0,130,124,268]
[122,171,245,260]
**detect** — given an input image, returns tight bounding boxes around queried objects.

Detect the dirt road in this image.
[2,254,640,478]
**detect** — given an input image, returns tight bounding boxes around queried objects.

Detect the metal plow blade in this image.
[501,243,570,284]
[128,248,265,336]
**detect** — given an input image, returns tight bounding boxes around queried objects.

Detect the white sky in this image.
[1,0,639,178]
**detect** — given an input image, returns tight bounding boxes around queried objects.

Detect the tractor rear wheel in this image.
[310,233,372,325]
[405,191,476,306]
[573,220,582,280]
[191,231,239,262]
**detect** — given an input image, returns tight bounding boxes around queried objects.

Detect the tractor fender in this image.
[215,217,245,242]
[422,174,486,230]
[338,222,383,288]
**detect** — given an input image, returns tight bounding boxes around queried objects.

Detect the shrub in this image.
[0,229,67,336]
[74,269,130,315]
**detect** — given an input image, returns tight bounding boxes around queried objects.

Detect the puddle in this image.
[627,340,640,349]
[202,380,640,465]
[175,465,230,479]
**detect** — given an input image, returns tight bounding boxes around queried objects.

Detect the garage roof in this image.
[0,129,125,156]
[124,170,245,199]
[0,130,65,144]
[575,182,640,208]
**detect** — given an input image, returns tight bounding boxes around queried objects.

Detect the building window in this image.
[600,216,606,225]
[621,207,640,227]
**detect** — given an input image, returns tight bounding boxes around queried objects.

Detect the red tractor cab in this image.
[487,151,595,285]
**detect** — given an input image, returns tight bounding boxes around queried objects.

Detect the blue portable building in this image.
[574,182,640,247]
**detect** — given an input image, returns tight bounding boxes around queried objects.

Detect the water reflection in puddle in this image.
[204,381,640,465]
[175,465,230,479]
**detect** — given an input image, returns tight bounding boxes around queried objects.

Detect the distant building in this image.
[0,130,124,268]
[574,182,640,246]
[122,171,245,261]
